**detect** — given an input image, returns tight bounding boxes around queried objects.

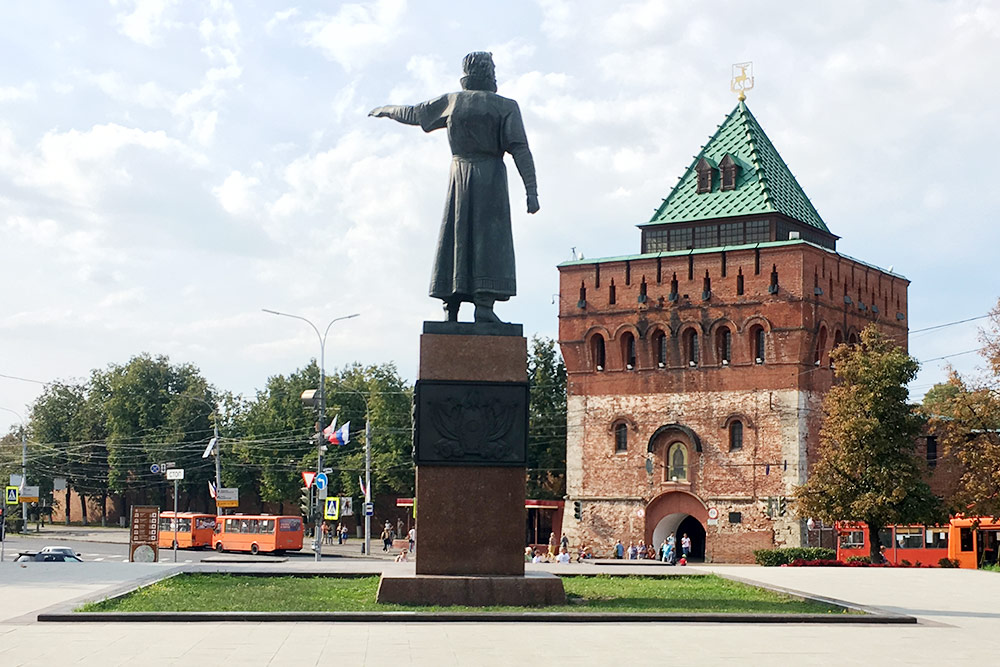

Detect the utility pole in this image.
[212,420,221,514]
[365,418,371,557]
[20,427,27,535]
[316,366,325,563]
[261,308,359,563]
[173,477,179,563]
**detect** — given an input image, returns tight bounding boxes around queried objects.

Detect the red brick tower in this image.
[557,100,909,562]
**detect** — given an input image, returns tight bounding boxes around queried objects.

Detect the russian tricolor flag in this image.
[328,421,350,446]
[322,415,339,442]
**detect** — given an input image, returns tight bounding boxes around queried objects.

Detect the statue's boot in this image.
[443,299,460,322]
[474,297,502,323]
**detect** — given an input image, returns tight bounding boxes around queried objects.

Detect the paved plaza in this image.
[1,552,999,666]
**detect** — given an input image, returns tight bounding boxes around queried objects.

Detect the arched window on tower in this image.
[848,331,859,346]
[716,327,732,365]
[729,421,743,451]
[622,332,637,370]
[668,442,688,481]
[814,327,828,366]
[591,334,606,371]
[685,330,699,367]
[614,422,628,453]
[751,325,766,364]
[652,330,667,368]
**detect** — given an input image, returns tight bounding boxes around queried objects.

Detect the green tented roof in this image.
[642,101,829,232]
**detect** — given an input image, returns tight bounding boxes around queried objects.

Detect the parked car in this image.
[40,546,82,558]
[14,551,83,562]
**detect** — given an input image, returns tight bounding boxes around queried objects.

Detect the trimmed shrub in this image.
[753,547,837,566]
[938,558,960,568]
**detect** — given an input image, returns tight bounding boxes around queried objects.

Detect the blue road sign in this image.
[150,464,160,474]
[364,502,373,516]
[314,472,328,491]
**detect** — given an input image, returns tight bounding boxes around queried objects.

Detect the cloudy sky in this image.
[2,0,998,433]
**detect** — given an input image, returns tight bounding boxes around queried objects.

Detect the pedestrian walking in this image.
[681,533,692,559]
[614,539,624,559]
[381,526,392,552]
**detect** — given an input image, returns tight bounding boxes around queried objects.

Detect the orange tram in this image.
[158,512,304,555]
[836,517,1000,568]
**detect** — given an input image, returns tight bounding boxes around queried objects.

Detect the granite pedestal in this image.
[376,322,566,606]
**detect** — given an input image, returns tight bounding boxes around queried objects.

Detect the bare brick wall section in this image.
[558,242,908,563]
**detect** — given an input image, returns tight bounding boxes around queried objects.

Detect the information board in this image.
[129,505,160,562]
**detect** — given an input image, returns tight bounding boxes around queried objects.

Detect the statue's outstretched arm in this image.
[368,105,420,126]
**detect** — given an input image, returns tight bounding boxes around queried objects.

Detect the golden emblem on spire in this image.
[731,62,754,101]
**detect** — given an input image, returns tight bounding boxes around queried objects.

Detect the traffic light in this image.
[300,486,313,523]
[573,500,582,521]
[777,496,788,517]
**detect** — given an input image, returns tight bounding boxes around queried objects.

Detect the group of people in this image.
[612,533,692,565]
[380,520,416,560]
[320,522,351,545]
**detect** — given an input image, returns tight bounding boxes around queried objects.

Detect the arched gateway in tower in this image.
[556,98,909,562]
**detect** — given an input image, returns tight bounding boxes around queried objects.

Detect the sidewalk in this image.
[10,524,129,544]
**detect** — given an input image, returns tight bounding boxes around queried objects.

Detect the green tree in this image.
[325,363,414,502]
[27,382,100,524]
[795,324,941,562]
[526,336,567,499]
[101,354,217,513]
[924,299,1000,519]
[227,362,321,511]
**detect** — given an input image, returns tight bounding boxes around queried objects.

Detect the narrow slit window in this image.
[729,421,743,451]
[614,422,628,453]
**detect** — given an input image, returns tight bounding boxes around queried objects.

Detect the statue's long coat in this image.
[405,91,537,302]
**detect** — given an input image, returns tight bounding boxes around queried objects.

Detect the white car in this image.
[39,546,82,558]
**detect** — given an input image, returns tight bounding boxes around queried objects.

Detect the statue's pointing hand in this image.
[527,194,540,215]
[368,106,389,118]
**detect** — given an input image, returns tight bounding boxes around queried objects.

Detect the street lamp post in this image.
[0,407,27,537]
[262,308,359,562]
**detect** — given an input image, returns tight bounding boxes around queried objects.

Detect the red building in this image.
[557,99,908,562]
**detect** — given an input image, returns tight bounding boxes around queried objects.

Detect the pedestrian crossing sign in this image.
[5,486,18,505]
[324,497,340,521]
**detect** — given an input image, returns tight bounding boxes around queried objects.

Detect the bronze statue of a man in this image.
[370,52,539,324]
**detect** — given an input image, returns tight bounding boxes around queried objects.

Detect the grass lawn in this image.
[77,574,850,614]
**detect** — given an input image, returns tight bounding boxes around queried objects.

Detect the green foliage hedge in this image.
[753,547,837,566]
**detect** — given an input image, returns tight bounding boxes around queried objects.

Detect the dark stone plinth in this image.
[376,571,566,607]
[415,331,528,579]
[416,466,525,575]
[422,320,523,337]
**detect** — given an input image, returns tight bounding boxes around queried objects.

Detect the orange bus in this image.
[158,512,217,549]
[213,514,304,555]
[836,517,1000,568]
[949,517,1000,569]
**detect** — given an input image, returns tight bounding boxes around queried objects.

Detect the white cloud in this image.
[213,170,260,215]
[266,7,299,33]
[0,122,205,206]
[0,83,37,102]
[303,0,408,71]
[113,0,178,46]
